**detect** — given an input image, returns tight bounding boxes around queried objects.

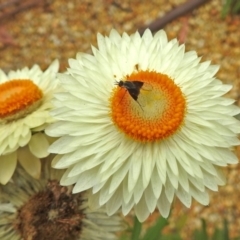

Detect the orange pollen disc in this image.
[110,70,186,142]
[0,79,43,121]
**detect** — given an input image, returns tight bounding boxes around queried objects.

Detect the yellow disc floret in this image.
[110,71,186,142]
[0,79,43,122]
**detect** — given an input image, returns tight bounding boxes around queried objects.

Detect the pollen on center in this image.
[0,79,43,121]
[110,70,186,142]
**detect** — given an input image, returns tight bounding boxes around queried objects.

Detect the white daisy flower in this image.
[0,159,125,240]
[46,29,240,222]
[0,60,59,184]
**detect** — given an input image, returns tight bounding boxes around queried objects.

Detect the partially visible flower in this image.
[0,159,125,240]
[46,29,240,221]
[0,60,59,184]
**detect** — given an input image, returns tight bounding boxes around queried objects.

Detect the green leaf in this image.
[142,216,168,240]
[233,237,240,240]
[221,0,233,17]
[131,216,142,240]
[160,233,182,240]
[211,219,230,240]
[193,219,208,240]
[175,214,188,231]
[232,0,240,13]
[212,228,224,240]
[119,234,130,240]
[222,219,229,240]
[221,0,240,17]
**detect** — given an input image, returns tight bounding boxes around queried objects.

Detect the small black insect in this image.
[115,80,153,110]
[115,80,144,102]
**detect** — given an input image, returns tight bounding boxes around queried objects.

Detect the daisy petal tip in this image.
[49,59,60,72]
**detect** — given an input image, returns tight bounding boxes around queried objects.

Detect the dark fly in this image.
[115,80,152,110]
[115,80,144,101]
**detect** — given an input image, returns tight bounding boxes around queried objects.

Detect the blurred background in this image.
[0,0,240,239]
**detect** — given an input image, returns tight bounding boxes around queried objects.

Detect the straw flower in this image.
[0,159,124,240]
[0,60,59,184]
[47,29,240,221]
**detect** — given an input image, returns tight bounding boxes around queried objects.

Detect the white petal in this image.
[166,165,178,189]
[18,130,32,147]
[122,177,133,204]
[109,161,130,194]
[157,191,171,218]
[122,197,134,216]
[190,184,209,205]
[0,152,17,184]
[17,146,41,179]
[106,190,122,216]
[128,149,142,192]
[164,178,175,203]
[150,167,163,199]
[176,185,192,208]
[202,171,219,191]
[88,191,101,210]
[188,175,205,192]
[60,167,80,186]
[99,181,116,206]
[142,144,154,188]
[144,184,157,213]
[28,133,50,158]
[0,69,8,82]
[155,143,167,184]
[133,174,145,204]
[72,168,99,193]
[0,203,16,213]
[134,197,150,222]
[177,164,189,192]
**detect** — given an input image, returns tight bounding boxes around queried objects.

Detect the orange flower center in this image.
[0,79,43,122]
[110,71,186,142]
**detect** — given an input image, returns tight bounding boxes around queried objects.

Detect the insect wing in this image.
[125,81,143,101]
[128,88,139,101]
[130,81,144,90]
[115,80,154,110]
